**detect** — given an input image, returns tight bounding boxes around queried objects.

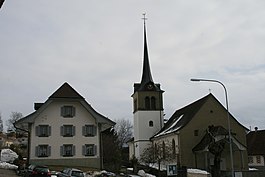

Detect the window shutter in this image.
[82,145,86,156]
[35,146,39,157]
[72,145,75,156]
[94,145,97,156]
[82,126,85,136]
[48,126,51,136]
[60,126,64,136]
[36,126,40,136]
[73,107,76,116]
[48,146,51,156]
[93,126,97,136]
[60,146,64,156]
[61,107,64,116]
[72,126,75,136]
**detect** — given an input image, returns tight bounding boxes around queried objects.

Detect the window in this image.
[257,156,261,164]
[61,106,75,117]
[248,156,254,164]
[194,130,199,136]
[36,125,51,137]
[172,139,176,157]
[61,144,75,157]
[163,141,166,159]
[82,144,97,156]
[61,125,75,137]
[145,97,150,110]
[151,97,156,109]
[149,121,154,127]
[82,125,97,137]
[36,145,51,157]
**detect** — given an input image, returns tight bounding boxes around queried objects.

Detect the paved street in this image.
[0,168,17,177]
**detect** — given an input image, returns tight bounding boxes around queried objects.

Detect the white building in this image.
[15,82,115,169]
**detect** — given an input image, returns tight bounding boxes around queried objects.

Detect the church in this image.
[128,18,249,173]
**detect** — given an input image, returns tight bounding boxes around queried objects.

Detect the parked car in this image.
[24,164,51,177]
[58,168,84,177]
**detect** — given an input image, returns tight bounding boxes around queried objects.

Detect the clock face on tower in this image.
[147,84,153,90]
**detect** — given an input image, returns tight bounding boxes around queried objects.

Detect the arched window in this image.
[149,121,154,127]
[172,139,176,158]
[151,97,156,110]
[145,97,150,110]
[163,141,166,159]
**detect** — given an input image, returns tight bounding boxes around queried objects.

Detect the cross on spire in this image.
[142,13,147,24]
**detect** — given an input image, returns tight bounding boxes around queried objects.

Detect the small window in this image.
[257,156,261,164]
[82,125,97,137]
[151,97,156,110]
[194,130,199,136]
[36,125,51,137]
[36,145,51,157]
[172,139,176,157]
[149,121,154,127]
[61,125,75,137]
[82,144,97,156]
[145,97,150,110]
[61,144,75,157]
[61,106,75,117]
[248,156,254,164]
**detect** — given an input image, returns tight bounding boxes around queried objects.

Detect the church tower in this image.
[131,16,164,159]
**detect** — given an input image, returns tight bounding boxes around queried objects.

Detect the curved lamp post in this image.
[190,78,234,177]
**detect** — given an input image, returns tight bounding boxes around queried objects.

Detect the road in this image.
[0,168,17,177]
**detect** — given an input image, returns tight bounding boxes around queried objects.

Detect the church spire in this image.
[140,14,154,85]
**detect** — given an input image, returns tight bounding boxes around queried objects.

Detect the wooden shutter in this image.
[48,126,51,136]
[35,146,39,157]
[48,146,51,156]
[93,126,97,136]
[60,126,64,136]
[72,145,75,156]
[72,126,75,136]
[93,145,97,156]
[35,126,40,136]
[60,146,64,156]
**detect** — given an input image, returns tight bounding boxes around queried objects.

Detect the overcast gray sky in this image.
[1,0,265,131]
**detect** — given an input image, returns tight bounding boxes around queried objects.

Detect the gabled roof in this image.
[49,82,84,99]
[15,82,115,130]
[153,94,210,138]
[153,93,248,139]
[247,129,265,155]
[193,125,246,152]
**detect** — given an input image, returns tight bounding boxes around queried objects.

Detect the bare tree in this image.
[140,140,175,175]
[6,112,23,132]
[114,118,133,148]
[0,112,3,132]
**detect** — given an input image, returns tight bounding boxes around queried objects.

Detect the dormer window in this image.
[61,106,75,117]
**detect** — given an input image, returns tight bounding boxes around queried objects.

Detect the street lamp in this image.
[190,78,234,177]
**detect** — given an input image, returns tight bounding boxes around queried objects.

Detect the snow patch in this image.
[0,162,18,170]
[0,149,18,163]
[187,168,209,175]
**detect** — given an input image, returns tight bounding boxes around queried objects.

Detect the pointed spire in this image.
[140,13,154,86]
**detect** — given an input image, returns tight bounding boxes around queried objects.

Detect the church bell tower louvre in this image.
[131,14,164,159]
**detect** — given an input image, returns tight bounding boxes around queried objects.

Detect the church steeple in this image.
[140,17,154,86]
[134,14,162,92]
[130,15,164,159]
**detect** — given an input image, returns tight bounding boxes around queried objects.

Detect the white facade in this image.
[133,110,164,158]
[30,101,99,160]
[15,82,115,169]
